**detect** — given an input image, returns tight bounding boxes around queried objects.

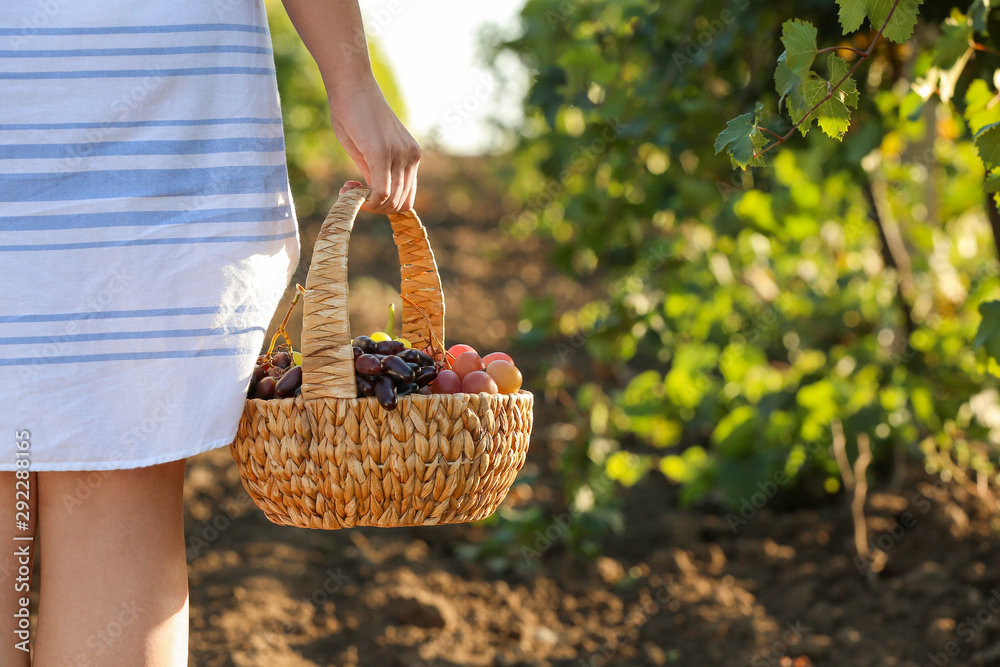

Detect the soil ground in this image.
[185,156,1000,666]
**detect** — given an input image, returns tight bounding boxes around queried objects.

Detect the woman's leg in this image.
[33,460,189,667]
[0,471,37,667]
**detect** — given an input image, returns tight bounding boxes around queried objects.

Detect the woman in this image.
[0,0,419,663]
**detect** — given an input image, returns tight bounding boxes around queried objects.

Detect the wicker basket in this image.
[229,186,533,529]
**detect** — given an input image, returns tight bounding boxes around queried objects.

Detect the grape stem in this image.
[266,284,306,362]
[753,0,901,160]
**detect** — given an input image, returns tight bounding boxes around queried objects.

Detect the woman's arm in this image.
[281,0,420,214]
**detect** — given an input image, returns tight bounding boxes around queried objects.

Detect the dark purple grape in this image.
[374,340,405,356]
[253,376,276,400]
[272,351,291,369]
[257,355,267,365]
[381,355,415,384]
[397,349,434,366]
[407,362,420,373]
[374,376,397,410]
[397,383,419,397]
[352,335,377,354]
[293,387,301,397]
[247,364,265,397]
[266,365,283,380]
[355,353,382,377]
[414,365,439,387]
[357,375,375,397]
[353,346,362,360]
[275,365,302,398]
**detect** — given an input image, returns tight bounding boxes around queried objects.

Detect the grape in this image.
[414,365,438,387]
[431,369,461,394]
[418,386,432,395]
[275,365,303,398]
[355,353,382,377]
[352,335,376,354]
[272,351,291,369]
[397,348,433,366]
[381,356,415,384]
[462,370,498,394]
[448,344,477,360]
[486,360,522,394]
[353,346,362,360]
[357,375,375,397]
[452,351,485,380]
[370,331,392,342]
[375,339,405,356]
[253,376,276,399]
[397,383,419,397]
[396,338,412,348]
[266,365,283,380]
[482,351,514,366]
[374,376,397,410]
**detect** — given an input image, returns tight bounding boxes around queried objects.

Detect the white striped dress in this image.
[0,1,300,470]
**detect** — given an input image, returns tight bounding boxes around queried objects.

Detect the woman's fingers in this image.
[339,179,363,196]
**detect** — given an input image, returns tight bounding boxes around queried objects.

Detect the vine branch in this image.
[754,0,902,159]
[816,45,867,56]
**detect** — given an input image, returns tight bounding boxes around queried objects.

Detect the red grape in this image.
[462,370,498,394]
[486,360,522,394]
[448,344,477,361]
[482,351,514,366]
[431,369,461,394]
[452,351,485,380]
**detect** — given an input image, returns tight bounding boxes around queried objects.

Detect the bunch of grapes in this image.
[247,344,303,400]
[429,344,523,395]
[353,334,439,410]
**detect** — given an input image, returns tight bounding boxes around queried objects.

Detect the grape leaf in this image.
[774,52,803,110]
[974,300,1000,362]
[867,0,923,44]
[970,0,992,34]
[787,56,858,140]
[828,54,860,108]
[933,11,973,69]
[975,122,1000,167]
[715,102,767,169]
[780,19,818,79]
[985,170,1000,193]
[963,79,1000,134]
[837,0,868,32]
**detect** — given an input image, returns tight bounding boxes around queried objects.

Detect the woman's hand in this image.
[329,79,420,214]
[280,0,420,215]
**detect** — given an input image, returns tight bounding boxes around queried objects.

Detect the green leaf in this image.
[975,121,1000,167]
[867,0,923,44]
[715,102,767,169]
[964,77,1000,134]
[787,57,858,140]
[970,0,992,34]
[985,170,1000,193]
[974,300,1000,362]
[774,52,803,110]
[837,0,868,32]
[828,54,860,108]
[780,19,818,78]
[933,11,973,69]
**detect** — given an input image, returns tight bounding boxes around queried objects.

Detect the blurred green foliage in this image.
[265,0,407,217]
[496,0,1000,519]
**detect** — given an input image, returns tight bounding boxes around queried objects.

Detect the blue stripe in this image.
[0,165,287,202]
[0,24,267,36]
[0,348,251,367]
[0,206,290,232]
[0,118,281,130]
[0,230,296,252]
[0,306,258,324]
[0,45,272,58]
[0,326,264,345]
[0,137,285,159]
[0,67,275,79]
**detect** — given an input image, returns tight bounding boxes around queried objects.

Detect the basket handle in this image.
[300,185,446,399]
